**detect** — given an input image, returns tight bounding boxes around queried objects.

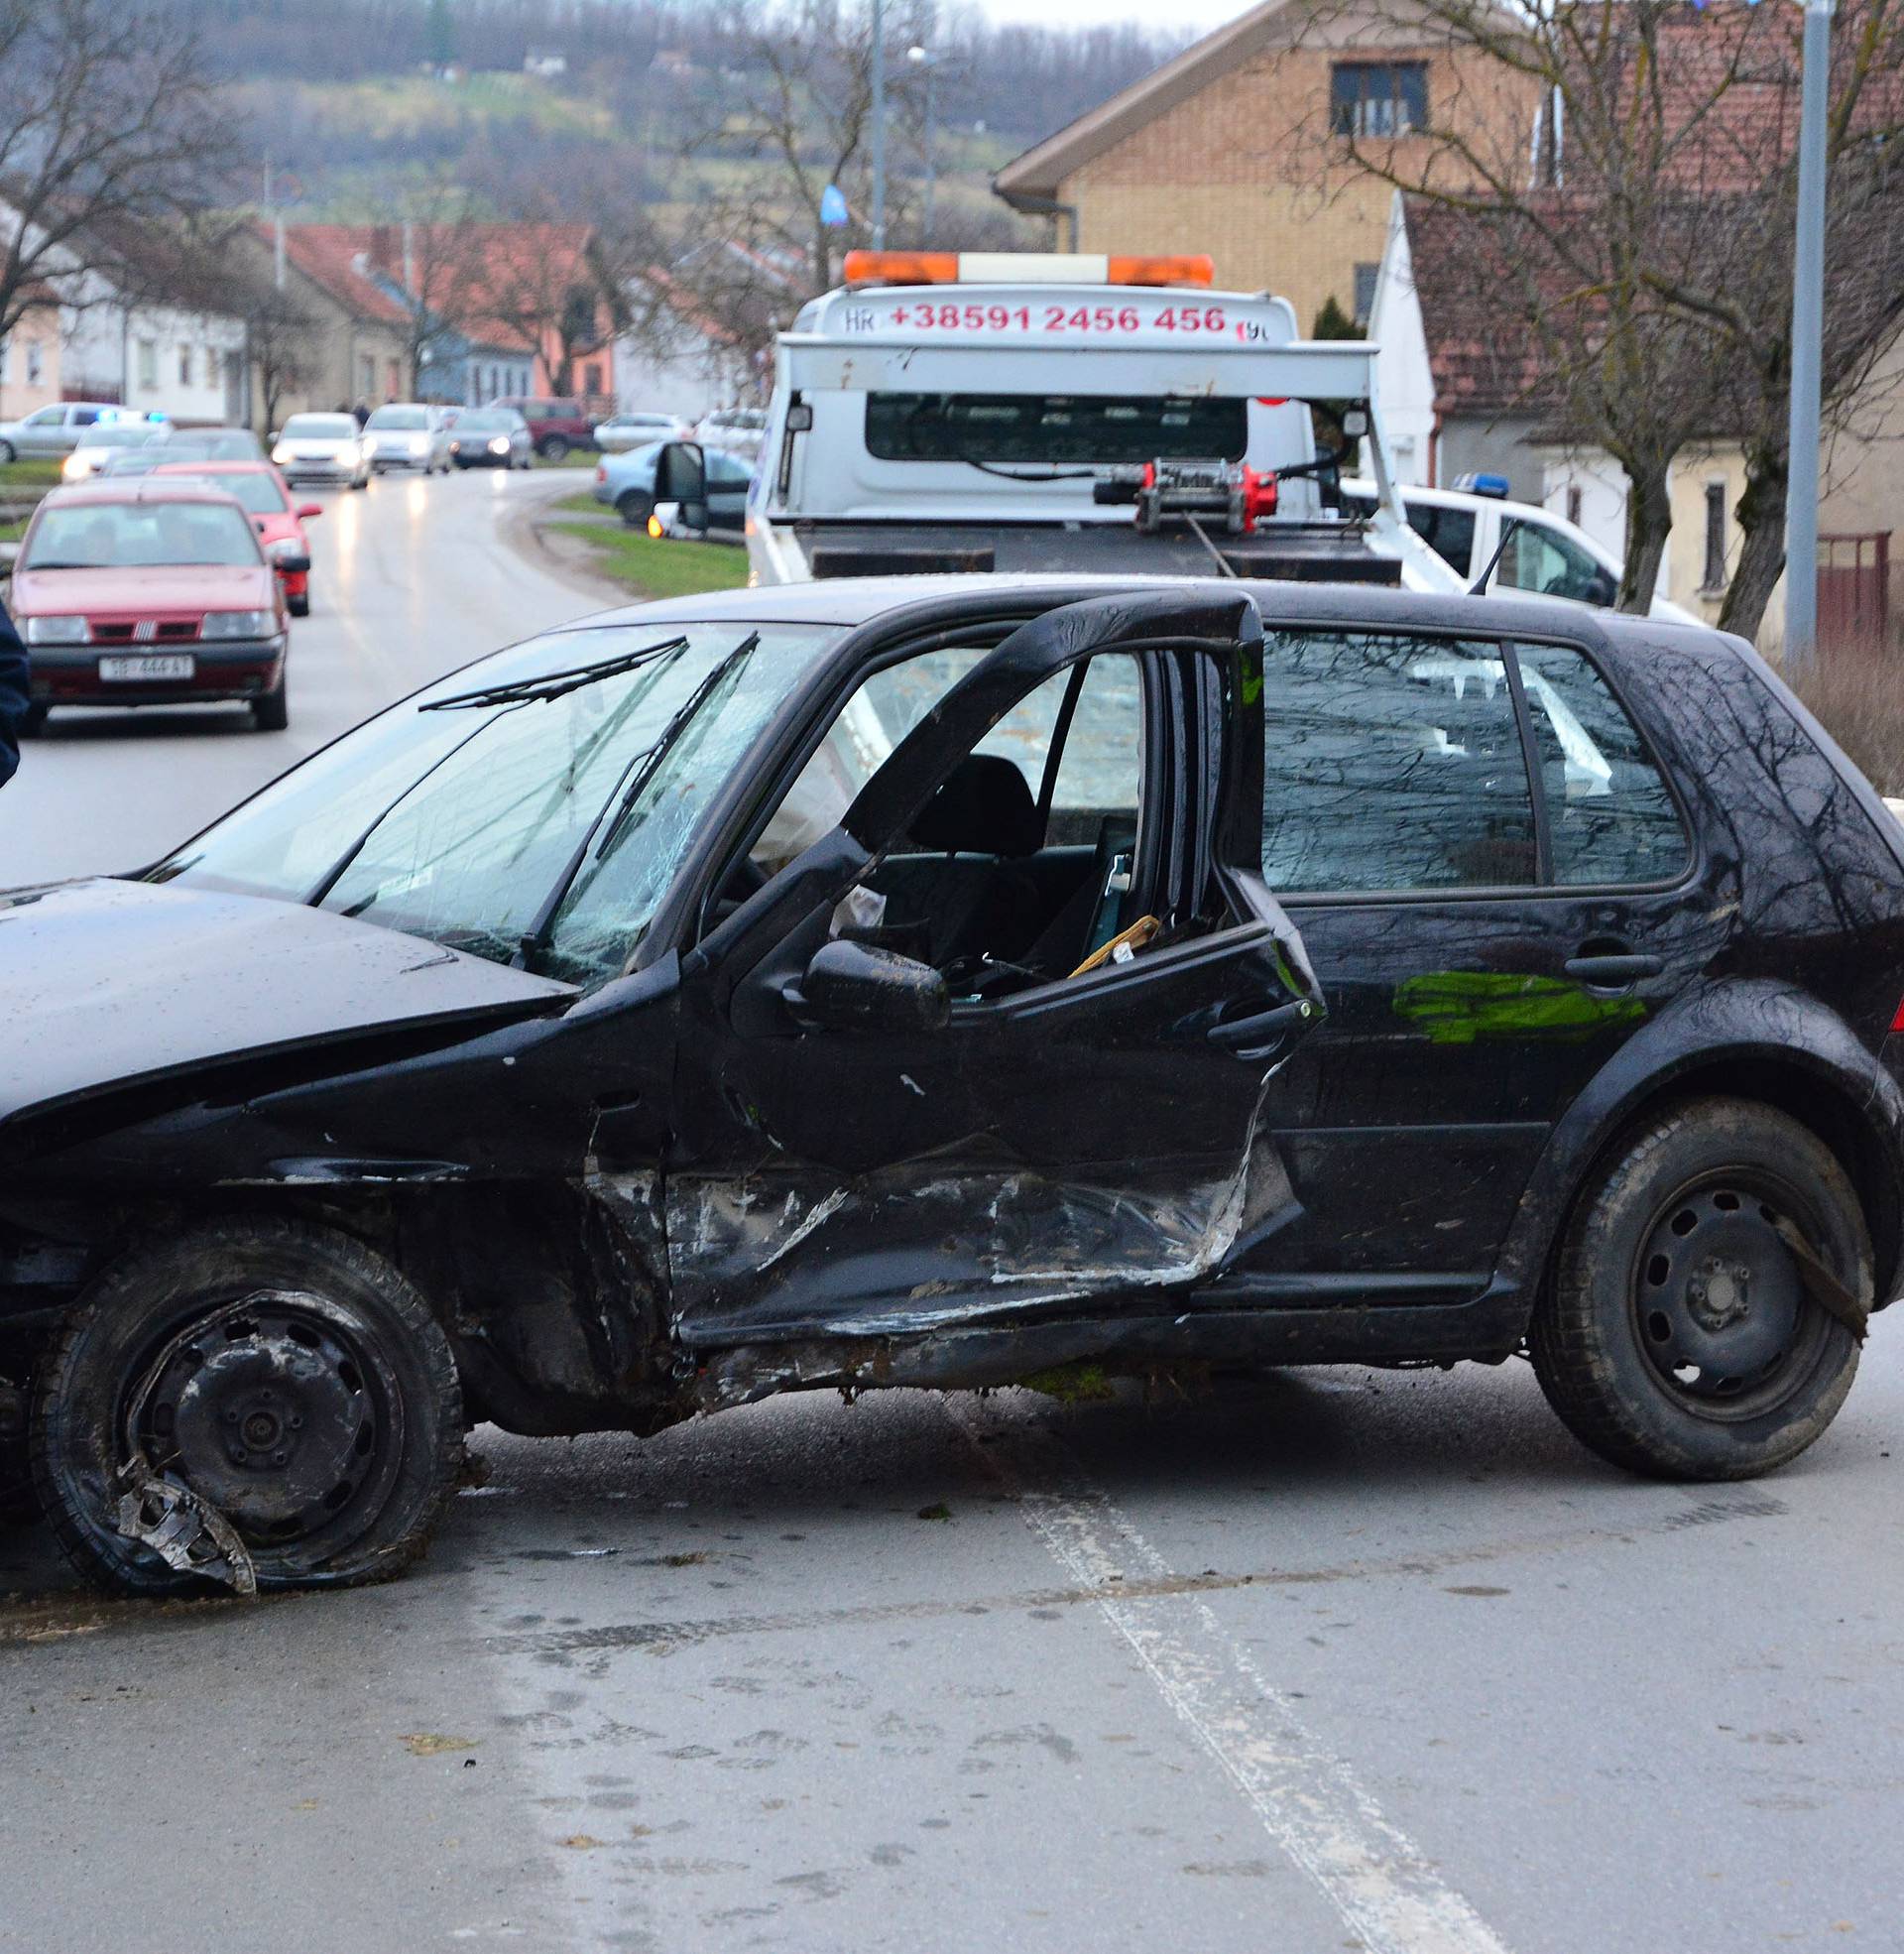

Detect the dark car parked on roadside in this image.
[2,576,1900,1595]
[490,395,608,462]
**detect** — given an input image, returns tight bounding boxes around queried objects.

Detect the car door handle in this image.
[1207,997,1319,1057]
[1563,952,1663,986]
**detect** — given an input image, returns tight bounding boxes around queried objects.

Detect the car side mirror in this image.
[298,503,322,521]
[275,552,311,575]
[791,937,949,1034]
[654,439,707,508]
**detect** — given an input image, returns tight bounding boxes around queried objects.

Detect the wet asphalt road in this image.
[3,472,1903,1954]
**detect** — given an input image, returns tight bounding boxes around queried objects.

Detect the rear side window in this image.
[1260,631,1537,892]
[1516,644,1689,884]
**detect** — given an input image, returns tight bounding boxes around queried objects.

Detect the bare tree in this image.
[1308,0,1904,626]
[0,0,235,341]
[697,0,933,297]
[388,177,486,398]
[241,277,320,435]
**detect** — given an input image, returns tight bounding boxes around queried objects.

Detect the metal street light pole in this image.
[871,0,888,250]
[908,45,938,240]
[1785,0,1835,673]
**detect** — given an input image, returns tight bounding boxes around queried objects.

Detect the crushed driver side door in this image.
[665,588,1325,1353]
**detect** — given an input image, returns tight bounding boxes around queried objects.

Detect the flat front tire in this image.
[33,1218,462,1594]
[1531,1097,1867,1480]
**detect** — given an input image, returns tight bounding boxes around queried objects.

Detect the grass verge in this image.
[547,520,750,601]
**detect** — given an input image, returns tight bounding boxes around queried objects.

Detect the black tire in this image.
[537,434,569,463]
[1531,1097,1867,1480]
[19,702,48,737]
[251,675,290,731]
[32,1218,462,1594]
[616,488,654,528]
[0,439,15,465]
[288,593,309,618]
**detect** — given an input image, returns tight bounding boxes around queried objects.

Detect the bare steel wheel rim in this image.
[1628,1168,1837,1420]
[123,1289,406,1565]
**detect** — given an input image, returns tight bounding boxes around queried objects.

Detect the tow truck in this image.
[650,251,1464,594]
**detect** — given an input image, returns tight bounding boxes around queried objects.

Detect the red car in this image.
[12,479,296,732]
[152,458,321,616]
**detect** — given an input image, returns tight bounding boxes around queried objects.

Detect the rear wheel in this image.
[537,434,569,463]
[288,593,309,618]
[1531,1097,1867,1480]
[0,439,14,465]
[32,1218,462,1594]
[616,488,654,528]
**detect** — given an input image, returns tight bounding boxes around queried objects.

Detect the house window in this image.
[1703,481,1727,591]
[1331,61,1428,140]
[137,339,158,390]
[1353,263,1379,325]
[1566,483,1583,529]
[25,339,42,386]
[178,345,193,387]
[359,353,375,399]
[583,361,603,395]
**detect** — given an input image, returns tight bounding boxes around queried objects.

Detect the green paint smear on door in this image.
[1392,970,1646,1044]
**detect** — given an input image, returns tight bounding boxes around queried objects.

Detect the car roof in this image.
[547,570,1714,651]
[151,458,274,474]
[40,478,252,510]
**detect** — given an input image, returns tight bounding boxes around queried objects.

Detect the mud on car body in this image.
[2,576,1901,1595]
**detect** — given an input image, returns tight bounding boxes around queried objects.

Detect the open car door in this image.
[666,588,1325,1353]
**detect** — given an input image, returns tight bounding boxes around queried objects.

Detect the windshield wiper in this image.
[514,632,761,970]
[419,636,690,711]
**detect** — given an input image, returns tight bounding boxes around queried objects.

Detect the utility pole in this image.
[907,45,939,240]
[1784,0,1835,673]
[871,0,888,249]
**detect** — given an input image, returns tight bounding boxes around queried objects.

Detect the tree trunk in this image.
[1618,464,1673,612]
[1718,448,1788,643]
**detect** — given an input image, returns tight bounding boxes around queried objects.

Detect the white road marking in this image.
[948,1399,1513,1954]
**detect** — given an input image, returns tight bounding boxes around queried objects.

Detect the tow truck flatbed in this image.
[785,521,1403,583]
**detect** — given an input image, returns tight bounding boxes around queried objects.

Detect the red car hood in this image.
[13,562,276,616]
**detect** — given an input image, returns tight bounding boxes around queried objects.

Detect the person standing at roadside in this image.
[0,591,29,788]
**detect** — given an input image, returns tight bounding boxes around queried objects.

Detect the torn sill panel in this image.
[664,1103,1298,1347]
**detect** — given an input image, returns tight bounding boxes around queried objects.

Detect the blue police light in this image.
[1455,471,1511,499]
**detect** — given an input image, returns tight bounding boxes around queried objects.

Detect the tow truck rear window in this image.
[865,394,1248,466]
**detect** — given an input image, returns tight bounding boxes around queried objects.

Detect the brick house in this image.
[993,0,1540,335]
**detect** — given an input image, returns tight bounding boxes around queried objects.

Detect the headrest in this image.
[909,753,1041,858]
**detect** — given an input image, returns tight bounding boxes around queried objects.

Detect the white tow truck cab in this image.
[739,251,1462,594]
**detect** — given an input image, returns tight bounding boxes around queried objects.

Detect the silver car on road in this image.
[271,413,371,490]
[365,403,454,475]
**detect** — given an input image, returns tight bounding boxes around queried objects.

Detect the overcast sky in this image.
[974,0,1252,28]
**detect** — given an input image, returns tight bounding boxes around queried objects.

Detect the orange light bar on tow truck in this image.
[842,251,1216,290]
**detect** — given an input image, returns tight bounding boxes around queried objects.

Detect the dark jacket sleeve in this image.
[0,595,26,789]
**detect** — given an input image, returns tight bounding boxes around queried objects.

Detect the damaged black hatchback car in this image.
[4,577,1902,1595]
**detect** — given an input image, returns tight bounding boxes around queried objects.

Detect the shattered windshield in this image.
[148,622,842,984]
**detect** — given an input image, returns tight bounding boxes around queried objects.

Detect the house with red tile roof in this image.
[225,221,414,425]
